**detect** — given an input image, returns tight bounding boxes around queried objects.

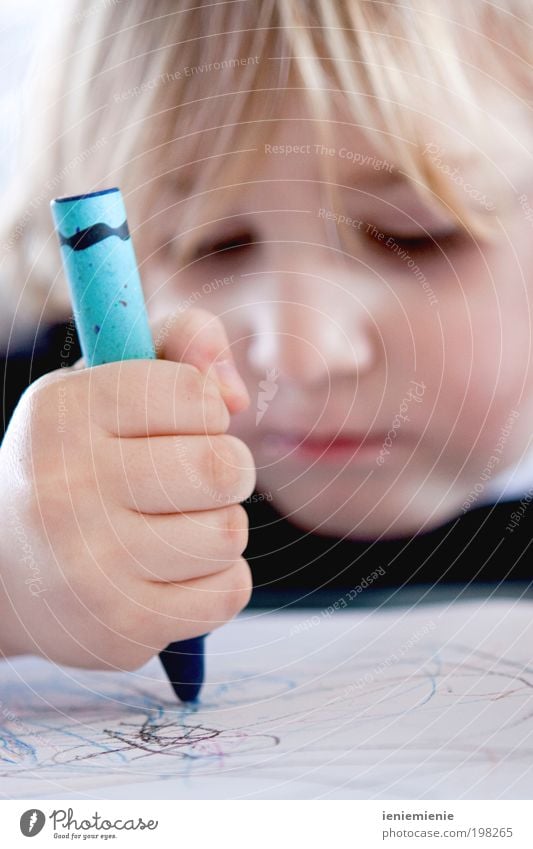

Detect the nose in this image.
[246,272,377,386]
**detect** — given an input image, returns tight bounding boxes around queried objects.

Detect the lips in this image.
[262,431,387,460]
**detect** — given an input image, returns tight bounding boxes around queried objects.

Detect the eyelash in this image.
[192,231,256,261]
[365,228,462,255]
[190,226,462,263]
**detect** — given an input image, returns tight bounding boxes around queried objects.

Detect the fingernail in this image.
[213,359,250,402]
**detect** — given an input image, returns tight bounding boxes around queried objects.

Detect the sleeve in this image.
[0,320,81,441]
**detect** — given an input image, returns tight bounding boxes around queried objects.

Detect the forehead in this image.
[257,113,400,187]
[167,91,408,203]
[152,73,526,238]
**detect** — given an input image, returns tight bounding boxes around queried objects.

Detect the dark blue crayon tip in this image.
[159,636,206,702]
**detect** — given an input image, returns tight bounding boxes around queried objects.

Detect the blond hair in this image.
[1,0,531,325]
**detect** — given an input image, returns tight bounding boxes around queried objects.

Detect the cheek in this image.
[413,248,533,458]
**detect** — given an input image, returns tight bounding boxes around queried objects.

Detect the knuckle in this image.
[207,435,242,497]
[219,558,252,619]
[179,365,228,433]
[218,504,249,554]
[179,362,206,399]
[202,387,230,433]
[221,435,256,500]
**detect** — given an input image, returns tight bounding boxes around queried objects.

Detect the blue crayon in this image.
[50,186,205,702]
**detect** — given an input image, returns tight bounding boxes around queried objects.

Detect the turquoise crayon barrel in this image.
[50,187,155,366]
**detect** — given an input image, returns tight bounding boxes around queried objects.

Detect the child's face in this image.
[145,109,533,539]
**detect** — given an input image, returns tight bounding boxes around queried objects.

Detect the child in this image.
[0,0,532,668]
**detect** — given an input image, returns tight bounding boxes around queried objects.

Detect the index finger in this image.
[67,358,230,437]
[152,307,250,414]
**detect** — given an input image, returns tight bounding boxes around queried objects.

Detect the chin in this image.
[270,482,463,542]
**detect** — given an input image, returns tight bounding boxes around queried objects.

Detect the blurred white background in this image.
[0,0,52,188]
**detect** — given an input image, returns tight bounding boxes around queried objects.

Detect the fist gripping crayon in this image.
[50,187,206,702]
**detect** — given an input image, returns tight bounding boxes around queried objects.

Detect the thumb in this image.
[151,307,250,414]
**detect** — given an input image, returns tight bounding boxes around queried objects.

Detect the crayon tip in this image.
[168,680,202,703]
[159,636,206,704]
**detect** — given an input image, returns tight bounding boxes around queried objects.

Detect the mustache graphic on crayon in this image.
[58,219,130,251]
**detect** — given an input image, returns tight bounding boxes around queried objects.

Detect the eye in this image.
[192,230,257,261]
[365,224,462,255]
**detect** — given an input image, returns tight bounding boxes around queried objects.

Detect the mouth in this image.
[261,431,390,461]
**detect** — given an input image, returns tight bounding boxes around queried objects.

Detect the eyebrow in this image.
[336,168,409,194]
[169,151,410,204]
[172,170,409,203]
[170,147,260,199]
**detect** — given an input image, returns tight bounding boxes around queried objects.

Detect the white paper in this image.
[1,598,533,799]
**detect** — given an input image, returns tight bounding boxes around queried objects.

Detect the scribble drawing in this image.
[53,717,279,765]
[2,603,533,798]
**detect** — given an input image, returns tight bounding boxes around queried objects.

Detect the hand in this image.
[0,308,256,670]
